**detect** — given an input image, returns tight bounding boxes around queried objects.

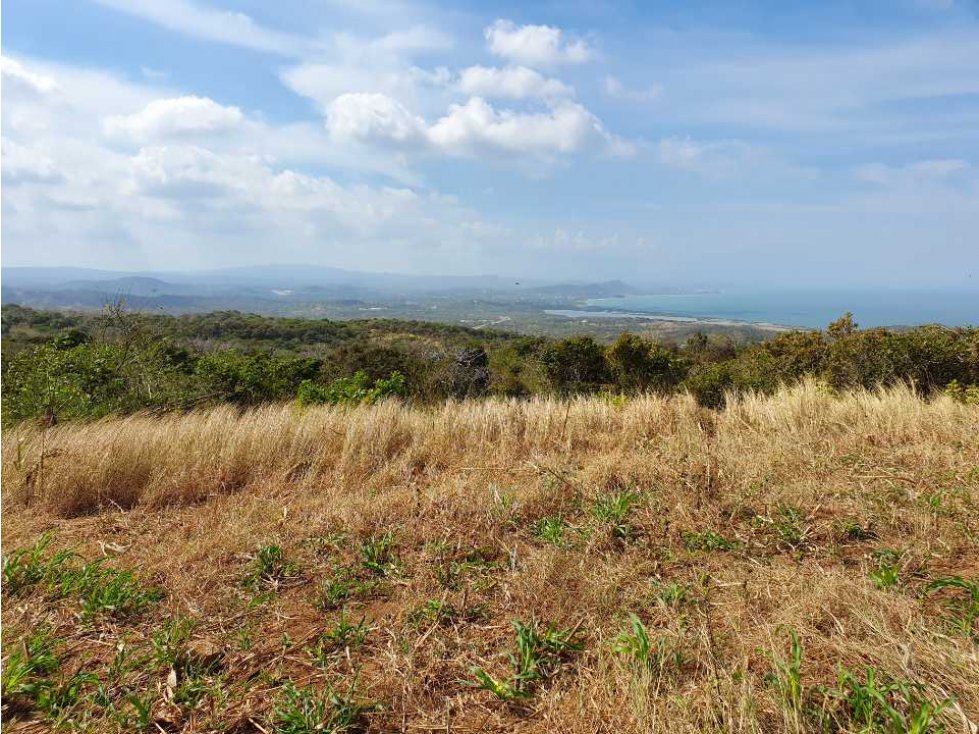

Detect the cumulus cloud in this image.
[127,144,241,199]
[457,66,572,99]
[326,92,628,159]
[428,98,618,157]
[278,23,627,165]
[484,20,593,67]
[103,96,244,142]
[279,25,457,121]
[326,92,428,147]
[0,56,504,271]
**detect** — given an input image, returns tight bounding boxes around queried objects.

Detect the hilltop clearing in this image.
[2,383,977,732]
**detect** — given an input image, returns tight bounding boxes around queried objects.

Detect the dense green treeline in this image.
[2,305,977,425]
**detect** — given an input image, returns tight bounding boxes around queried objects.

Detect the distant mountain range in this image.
[1,265,641,314]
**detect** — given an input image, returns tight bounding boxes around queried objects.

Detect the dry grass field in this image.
[2,381,978,733]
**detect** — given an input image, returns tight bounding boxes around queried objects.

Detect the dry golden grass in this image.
[2,381,978,733]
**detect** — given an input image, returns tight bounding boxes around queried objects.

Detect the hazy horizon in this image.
[3,1,979,289]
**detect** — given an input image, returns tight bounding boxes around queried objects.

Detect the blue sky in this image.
[2,0,978,287]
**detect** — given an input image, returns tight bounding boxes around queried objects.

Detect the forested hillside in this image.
[3,305,978,426]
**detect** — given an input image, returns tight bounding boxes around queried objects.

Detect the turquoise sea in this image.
[578,290,979,329]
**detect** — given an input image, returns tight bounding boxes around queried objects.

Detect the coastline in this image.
[544,309,791,331]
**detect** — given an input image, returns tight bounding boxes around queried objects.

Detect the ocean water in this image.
[582,290,979,329]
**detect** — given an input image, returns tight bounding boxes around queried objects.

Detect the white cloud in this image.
[428,98,619,157]
[127,145,239,199]
[326,93,428,147]
[104,96,244,142]
[604,75,662,103]
[370,25,454,54]
[92,0,314,56]
[1,138,64,184]
[484,20,593,67]
[279,26,456,119]
[457,66,572,100]
[277,23,627,165]
[0,56,503,271]
[1,56,61,96]
[326,93,629,159]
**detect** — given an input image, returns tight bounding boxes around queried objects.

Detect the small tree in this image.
[827,313,857,339]
[606,333,689,393]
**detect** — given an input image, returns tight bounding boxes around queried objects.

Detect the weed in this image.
[869,549,902,590]
[37,669,100,720]
[766,629,804,715]
[654,581,691,608]
[236,626,254,651]
[512,619,584,686]
[173,671,220,711]
[470,666,525,701]
[310,611,372,665]
[151,616,197,666]
[825,666,949,733]
[408,598,485,629]
[471,619,584,701]
[833,518,878,542]
[772,505,810,551]
[591,489,639,540]
[407,598,457,628]
[303,532,347,556]
[612,613,678,672]
[272,681,372,734]
[0,536,159,620]
[127,691,156,731]
[317,566,381,611]
[532,514,568,547]
[1,626,61,702]
[433,548,501,591]
[490,484,519,525]
[752,505,812,552]
[2,532,73,595]
[1,627,99,724]
[359,533,399,577]
[243,544,301,591]
[681,529,738,552]
[3,544,164,620]
[62,560,162,620]
[924,575,979,639]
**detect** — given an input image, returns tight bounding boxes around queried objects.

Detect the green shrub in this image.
[540,336,609,394]
[296,371,405,406]
[196,351,321,404]
[684,362,734,409]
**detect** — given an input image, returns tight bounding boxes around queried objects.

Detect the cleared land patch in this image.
[2,382,978,732]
